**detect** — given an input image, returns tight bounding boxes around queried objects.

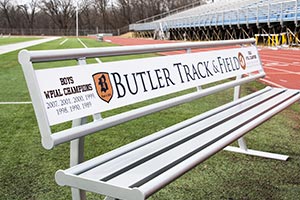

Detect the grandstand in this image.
[129,0,300,46]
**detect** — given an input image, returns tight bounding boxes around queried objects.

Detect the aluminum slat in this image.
[106,89,299,188]
[78,88,282,181]
[66,86,271,176]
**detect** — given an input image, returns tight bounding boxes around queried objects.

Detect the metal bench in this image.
[18,39,300,200]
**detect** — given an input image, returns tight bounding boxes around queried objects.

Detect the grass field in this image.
[0,36,42,46]
[0,37,300,200]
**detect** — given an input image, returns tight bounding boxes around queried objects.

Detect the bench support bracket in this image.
[223,146,289,161]
[225,74,289,161]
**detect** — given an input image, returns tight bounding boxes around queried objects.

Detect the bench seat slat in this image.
[78,87,283,181]
[64,85,272,177]
[139,90,300,198]
[104,89,299,188]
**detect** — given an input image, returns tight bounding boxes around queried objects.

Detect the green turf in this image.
[0,37,42,46]
[0,37,299,199]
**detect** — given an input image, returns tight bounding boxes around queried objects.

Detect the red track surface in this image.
[104,36,300,89]
[259,48,300,89]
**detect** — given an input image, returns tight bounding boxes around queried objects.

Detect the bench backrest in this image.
[18,39,264,149]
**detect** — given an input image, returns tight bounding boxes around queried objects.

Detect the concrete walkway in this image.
[0,36,61,55]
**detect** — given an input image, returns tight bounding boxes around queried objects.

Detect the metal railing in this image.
[0,28,120,36]
[130,0,300,31]
[135,0,205,24]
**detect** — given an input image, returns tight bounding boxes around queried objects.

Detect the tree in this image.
[115,0,134,24]
[40,0,76,34]
[18,0,39,30]
[0,0,13,28]
[78,0,95,30]
[94,0,110,31]
[0,0,207,35]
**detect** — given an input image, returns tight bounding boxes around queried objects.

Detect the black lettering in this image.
[44,89,63,98]
[212,60,219,73]
[173,63,184,83]
[183,64,194,82]
[44,91,51,99]
[69,77,74,84]
[191,64,201,80]
[63,84,92,95]
[124,73,138,95]
[98,75,109,93]
[154,69,165,88]
[63,87,71,95]
[217,57,225,73]
[222,58,228,73]
[111,72,126,98]
[197,62,206,78]
[146,71,158,90]
[162,68,175,86]
[233,57,240,70]
[60,78,67,85]
[229,57,236,71]
[60,76,74,85]
[203,61,213,77]
[225,58,232,72]
[136,72,148,92]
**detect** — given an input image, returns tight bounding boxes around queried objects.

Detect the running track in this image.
[259,48,300,89]
[103,36,300,89]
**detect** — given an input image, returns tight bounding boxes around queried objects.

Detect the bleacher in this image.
[129,0,300,32]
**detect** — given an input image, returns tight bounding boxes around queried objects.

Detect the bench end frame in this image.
[19,49,55,149]
[55,170,145,200]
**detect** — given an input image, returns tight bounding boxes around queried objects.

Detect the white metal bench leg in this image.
[224,137,289,161]
[71,118,88,200]
[71,187,86,200]
[223,74,288,161]
[237,137,248,150]
[71,138,87,200]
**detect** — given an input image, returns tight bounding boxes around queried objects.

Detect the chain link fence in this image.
[0,27,129,36]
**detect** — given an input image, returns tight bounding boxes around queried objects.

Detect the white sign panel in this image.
[35,46,262,125]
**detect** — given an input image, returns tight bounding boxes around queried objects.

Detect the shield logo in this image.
[92,72,113,103]
[238,52,247,70]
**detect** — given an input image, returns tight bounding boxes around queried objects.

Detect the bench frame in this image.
[18,39,298,200]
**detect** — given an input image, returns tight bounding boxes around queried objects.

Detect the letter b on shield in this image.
[93,72,113,103]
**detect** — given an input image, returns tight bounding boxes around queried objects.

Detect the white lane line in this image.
[0,102,32,105]
[264,62,280,66]
[264,66,300,75]
[77,37,88,48]
[59,38,69,45]
[262,60,290,67]
[77,38,102,63]
[292,62,300,65]
[280,79,288,83]
[260,78,285,88]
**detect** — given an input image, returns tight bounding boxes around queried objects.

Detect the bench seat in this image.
[56,87,300,200]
